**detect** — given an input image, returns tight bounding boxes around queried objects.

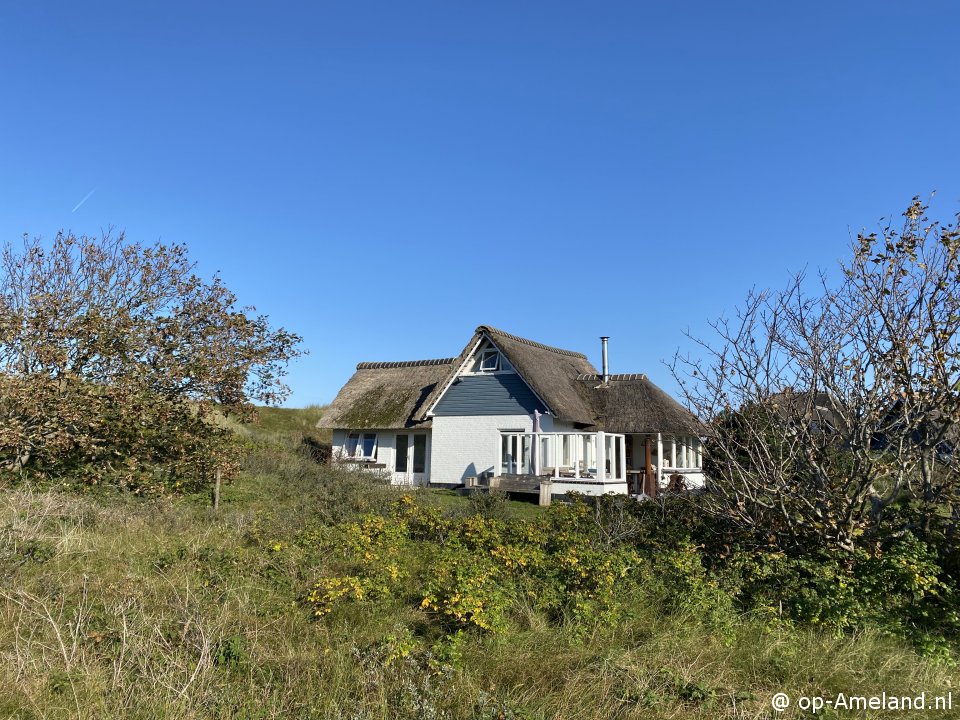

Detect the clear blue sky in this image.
[2,1,958,406]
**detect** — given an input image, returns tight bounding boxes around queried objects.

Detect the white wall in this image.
[430,414,560,485]
[331,429,434,486]
[379,432,395,471]
[331,430,346,458]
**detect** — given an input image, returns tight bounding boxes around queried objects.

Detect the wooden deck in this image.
[466,474,554,505]
[483,474,542,493]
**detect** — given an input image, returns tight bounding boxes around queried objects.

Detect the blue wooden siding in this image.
[432,374,546,416]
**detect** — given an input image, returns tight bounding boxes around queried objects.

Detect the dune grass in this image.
[213,403,331,449]
[253,404,331,442]
[0,407,957,718]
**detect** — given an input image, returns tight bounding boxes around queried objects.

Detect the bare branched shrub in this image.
[672,197,960,550]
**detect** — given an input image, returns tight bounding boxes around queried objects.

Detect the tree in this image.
[671,198,960,551]
[0,231,304,492]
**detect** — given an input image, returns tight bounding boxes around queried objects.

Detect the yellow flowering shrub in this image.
[307,495,650,633]
[391,494,450,541]
[307,575,367,618]
[420,550,511,632]
[306,512,412,618]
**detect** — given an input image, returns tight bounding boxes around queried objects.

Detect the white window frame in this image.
[479,349,500,372]
[346,432,378,460]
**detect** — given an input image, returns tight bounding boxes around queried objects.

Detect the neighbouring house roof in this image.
[317,358,455,430]
[417,325,599,425]
[763,389,846,434]
[576,374,707,435]
[764,390,957,453]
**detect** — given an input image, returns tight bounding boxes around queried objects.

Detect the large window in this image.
[539,436,553,468]
[664,436,702,469]
[605,434,623,478]
[346,432,378,460]
[558,434,597,473]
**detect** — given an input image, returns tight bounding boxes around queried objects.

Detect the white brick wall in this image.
[430,414,550,485]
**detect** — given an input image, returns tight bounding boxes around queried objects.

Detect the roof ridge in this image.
[577,373,648,381]
[357,358,455,370]
[479,325,588,359]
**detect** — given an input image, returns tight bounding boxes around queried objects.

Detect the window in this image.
[413,435,426,473]
[346,432,378,460]
[501,433,515,474]
[479,350,500,372]
[395,434,408,472]
[604,434,622,478]
[539,436,552,468]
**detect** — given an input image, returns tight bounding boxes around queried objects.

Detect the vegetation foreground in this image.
[0,416,957,720]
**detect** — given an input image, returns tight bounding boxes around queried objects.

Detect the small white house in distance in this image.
[318,325,706,498]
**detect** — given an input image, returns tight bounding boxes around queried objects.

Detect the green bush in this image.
[467,488,510,519]
[720,533,960,658]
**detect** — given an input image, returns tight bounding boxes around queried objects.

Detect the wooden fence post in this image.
[213,467,221,510]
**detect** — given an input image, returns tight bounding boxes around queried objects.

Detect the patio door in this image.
[394,433,427,486]
[500,433,532,475]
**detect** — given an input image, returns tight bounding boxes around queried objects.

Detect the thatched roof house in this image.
[320,325,706,497]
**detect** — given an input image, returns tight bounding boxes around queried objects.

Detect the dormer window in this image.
[479,350,500,372]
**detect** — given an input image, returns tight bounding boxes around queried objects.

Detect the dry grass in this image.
[0,421,957,718]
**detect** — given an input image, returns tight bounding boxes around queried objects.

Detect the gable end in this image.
[433,373,548,416]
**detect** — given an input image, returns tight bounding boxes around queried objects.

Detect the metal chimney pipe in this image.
[600,336,610,383]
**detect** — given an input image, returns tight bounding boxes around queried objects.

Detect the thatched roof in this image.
[320,325,705,436]
[317,358,455,430]
[417,326,599,425]
[577,374,707,435]
[763,389,845,433]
